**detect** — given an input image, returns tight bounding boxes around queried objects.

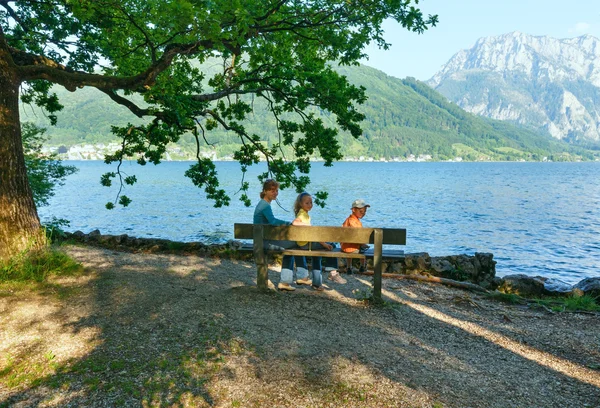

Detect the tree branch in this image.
[99,89,154,118]
[13,40,214,91]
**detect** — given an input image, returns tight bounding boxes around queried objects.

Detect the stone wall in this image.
[497,274,600,299]
[63,230,252,260]
[380,252,497,289]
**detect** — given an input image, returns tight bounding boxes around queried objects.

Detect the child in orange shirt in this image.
[340,199,370,274]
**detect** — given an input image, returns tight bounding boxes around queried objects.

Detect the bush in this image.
[0,247,82,282]
[43,218,71,243]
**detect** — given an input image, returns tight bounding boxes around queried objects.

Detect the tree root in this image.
[359,271,489,293]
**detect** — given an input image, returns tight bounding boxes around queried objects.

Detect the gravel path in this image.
[1,245,599,407]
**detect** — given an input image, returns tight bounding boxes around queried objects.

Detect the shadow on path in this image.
[1,246,599,407]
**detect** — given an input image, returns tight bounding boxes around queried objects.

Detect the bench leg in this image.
[253,225,269,291]
[373,229,383,303]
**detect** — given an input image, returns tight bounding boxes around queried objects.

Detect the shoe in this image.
[312,285,324,292]
[358,266,367,273]
[296,277,312,285]
[278,283,296,291]
[328,271,347,284]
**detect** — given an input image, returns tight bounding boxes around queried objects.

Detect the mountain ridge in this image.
[428,31,600,144]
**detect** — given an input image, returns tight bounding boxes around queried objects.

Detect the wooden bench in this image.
[233,223,406,302]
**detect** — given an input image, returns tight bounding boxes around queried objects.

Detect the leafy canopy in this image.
[4,0,437,207]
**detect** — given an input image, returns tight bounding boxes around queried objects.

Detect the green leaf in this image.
[124,175,137,185]
[118,195,132,207]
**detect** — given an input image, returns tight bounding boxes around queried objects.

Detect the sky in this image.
[361,0,600,81]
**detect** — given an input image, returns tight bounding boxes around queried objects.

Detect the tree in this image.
[0,0,437,261]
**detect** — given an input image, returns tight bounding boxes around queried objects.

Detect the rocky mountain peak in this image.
[430,32,600,88]
[427,32,600,143]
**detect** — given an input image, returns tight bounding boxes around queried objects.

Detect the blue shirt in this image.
[253,199,289,225]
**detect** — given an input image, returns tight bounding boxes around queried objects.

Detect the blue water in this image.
[39,161,600,284]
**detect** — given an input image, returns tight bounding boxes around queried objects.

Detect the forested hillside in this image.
[21,63,596,161]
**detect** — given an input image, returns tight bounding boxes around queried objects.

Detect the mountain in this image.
[20,61,597,162]
[428,31,600,145]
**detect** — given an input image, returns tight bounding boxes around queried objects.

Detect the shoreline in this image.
[61,230,600,301]
[53,157,600,163]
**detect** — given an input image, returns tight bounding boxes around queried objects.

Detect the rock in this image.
[455,254,477,280]
[419,253,498,284]
[403,254,416,269]
[431,258,454,275]
[543,278,573,296]
[115,234,128,244]
[83,229,101,242]
[498,274,546,297]
[490,277,504,290]
[227,240,242,250]
[98,234,115,244]
[415,253,431,271]
[574,277,600,299]
[475,253,497,282]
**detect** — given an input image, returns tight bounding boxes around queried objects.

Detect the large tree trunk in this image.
[0,49,45,262]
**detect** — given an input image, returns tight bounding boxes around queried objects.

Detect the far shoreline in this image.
[57,158,600,163]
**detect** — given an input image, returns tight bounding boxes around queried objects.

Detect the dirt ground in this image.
[1,245,599,408]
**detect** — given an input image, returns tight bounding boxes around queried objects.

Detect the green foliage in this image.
[488,291,599,312]
[0,248,82,283]
[22,123,78,208]
[5,0,438,210]
[535,295,600,312]
[486,291,525,305]
[43,217,71,243]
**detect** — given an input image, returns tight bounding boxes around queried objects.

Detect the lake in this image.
[39,161,600,284]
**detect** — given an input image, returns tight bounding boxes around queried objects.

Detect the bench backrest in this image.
[234,223,406,245]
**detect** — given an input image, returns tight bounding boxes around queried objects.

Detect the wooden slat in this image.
[235,223,406,245]
[234,223,254,239]
[370,228,406,245]
[236,246,405,260]
[265,225,374,243]
[277,249,366,258]
[235,223,374,244]
[362,249,405,258]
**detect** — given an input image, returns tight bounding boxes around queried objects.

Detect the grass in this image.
[451,143,479,156]
[0,246,83,283]
[487,291,599,312]
[534,295,600,312]
[493,146,527,155]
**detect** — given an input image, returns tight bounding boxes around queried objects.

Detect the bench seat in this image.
[238,244,404,259]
